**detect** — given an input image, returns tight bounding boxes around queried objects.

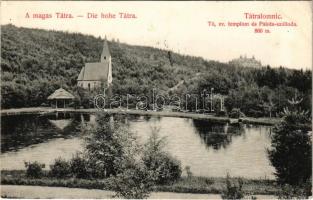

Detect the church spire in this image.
[101,37,111,62]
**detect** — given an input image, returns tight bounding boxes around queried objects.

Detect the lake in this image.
[0,112,275,179]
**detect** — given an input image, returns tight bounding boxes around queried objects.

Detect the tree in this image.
[268,108,312,186]
[84,113,139,178]
[85,113,156,198]
[142,127,182,184]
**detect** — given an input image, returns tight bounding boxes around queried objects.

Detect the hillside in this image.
[1,24,311,117]
[1,25,205,106]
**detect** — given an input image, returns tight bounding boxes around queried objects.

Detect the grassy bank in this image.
[1,170,280,195]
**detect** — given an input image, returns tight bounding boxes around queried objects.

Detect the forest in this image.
[1,24,311,117]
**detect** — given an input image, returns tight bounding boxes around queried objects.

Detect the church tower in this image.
[101,37,112,86]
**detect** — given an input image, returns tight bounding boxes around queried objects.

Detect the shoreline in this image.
[1,170,280,196]
[0,107,281,125]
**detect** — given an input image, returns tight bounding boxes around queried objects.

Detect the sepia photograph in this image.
[0,1,312,199]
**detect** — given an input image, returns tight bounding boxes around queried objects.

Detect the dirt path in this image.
[0,185,212,199]
[1,185,277,199]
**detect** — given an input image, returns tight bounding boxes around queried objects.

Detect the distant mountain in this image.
[1,24,311,115]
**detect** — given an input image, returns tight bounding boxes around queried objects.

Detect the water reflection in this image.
[192,120,246,150]
[1,113,275,179]
[129,117,275,179]
[1,113,88,153]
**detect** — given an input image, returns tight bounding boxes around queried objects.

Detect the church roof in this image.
[47,88,75,100]
[77,61,109,81]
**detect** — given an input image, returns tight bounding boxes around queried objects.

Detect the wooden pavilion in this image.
[47,88,75,108]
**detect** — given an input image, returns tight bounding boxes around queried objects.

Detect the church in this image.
[77,39,112,92]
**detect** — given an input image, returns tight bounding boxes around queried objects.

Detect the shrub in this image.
[49,157,71,178]
[228,108,244,118]
[144,152,182,185]
[278,180,312,200]
[70,153,90,179]
[268,109,311,185]
[221,174,244,200]
[142,128,182,184]
[109,164,155,199]
[24,161,45,178]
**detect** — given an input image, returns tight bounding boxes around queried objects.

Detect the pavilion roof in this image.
[47,88,75,100]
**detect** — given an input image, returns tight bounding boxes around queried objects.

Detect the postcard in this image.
[1,1,312,199]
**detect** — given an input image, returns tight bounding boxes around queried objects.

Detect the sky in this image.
[1,1,312,70]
